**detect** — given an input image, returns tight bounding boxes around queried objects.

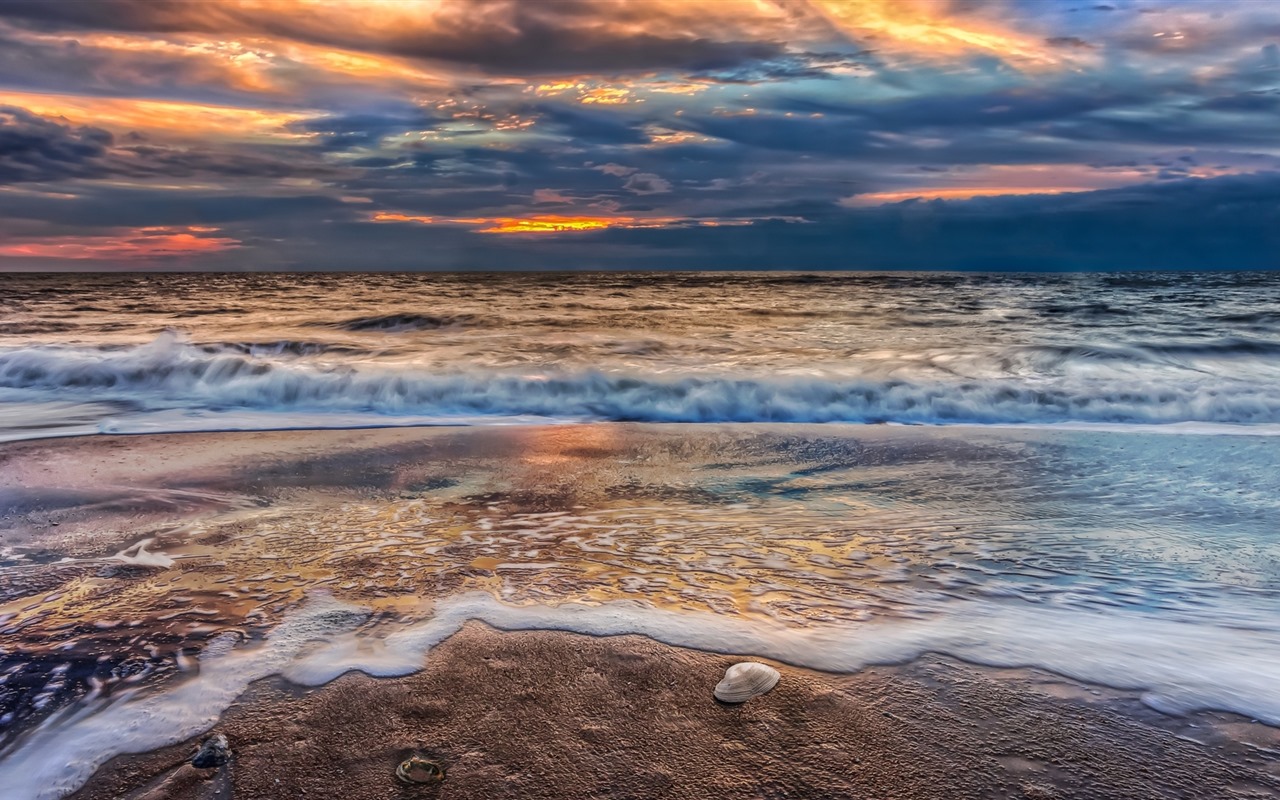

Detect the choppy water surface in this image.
[1,273,1280,798]
[3,271,1280,436]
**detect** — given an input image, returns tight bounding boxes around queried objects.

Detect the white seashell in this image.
[714,661,780,703]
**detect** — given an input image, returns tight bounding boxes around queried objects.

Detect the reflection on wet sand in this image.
[2,423,1280,793]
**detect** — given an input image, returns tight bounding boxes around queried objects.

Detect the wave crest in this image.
[1,335,1278,427]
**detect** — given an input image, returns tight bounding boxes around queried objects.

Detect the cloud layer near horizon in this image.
[0,0,1277,270]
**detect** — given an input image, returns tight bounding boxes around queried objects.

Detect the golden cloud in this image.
[804,0,1077,69]
[0,90,314,141]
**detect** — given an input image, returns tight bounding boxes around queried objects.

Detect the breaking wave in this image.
[1,334,1278,428]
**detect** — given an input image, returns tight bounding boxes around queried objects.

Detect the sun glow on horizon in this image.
[0,227,241,260]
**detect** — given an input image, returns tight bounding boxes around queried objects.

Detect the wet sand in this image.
[71,623,1280,800]
[3,425,1280,798]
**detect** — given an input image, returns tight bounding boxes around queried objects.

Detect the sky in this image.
[0,0,1278,271]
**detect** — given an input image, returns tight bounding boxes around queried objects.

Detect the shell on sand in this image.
[396,755,445,784]
[714,662,780,703]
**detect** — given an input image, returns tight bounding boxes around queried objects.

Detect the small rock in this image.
[192,733,230,769]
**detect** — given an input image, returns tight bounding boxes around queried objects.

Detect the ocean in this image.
[1,271,1279,798]
[3,271,1280,437]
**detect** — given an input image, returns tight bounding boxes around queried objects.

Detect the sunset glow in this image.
[0,228,241,260]
[0,0,1275,270]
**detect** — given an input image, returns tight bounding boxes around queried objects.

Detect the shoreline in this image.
[3,423,1280,798]
[69,623,1280,800]
[7,415,1280,450]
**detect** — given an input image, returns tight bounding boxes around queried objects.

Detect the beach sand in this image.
[68,623,1280,800]
[3,425,1279,799]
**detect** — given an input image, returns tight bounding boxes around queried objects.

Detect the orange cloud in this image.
[371,212,436,224]
[0,227,240,260]
[805,0,1073,68]
[475,215,644,233]
[531,76,709,107]
[842,187,1090,206]
[0,90,314,141]
[371,211,649,233]
[533,81,637,105]
[843,159,1269,208]
[370,210,804,234]
[840,163,1172,206]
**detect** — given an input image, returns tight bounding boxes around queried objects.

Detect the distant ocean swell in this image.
[2,336,1278,428]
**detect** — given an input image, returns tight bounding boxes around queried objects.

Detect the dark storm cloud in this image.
[0,184,350,230]
[288,109,445,151]
[152,172,1280,271]
[574,172,1280,270]
[1198,90,1280,113]
[360,173,1278,270]
[3,168,1277,272]
[532,105,651,146]
[769,87,1144,134]
[121,142,347,180]
[1045,36,1093,49]
[0,0,787,75]
[0,26,261,105]
[684,69,1280,165]
[0,105,113,183]
[0,106,347,184]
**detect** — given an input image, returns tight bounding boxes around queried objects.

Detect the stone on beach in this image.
[190,734,229,769]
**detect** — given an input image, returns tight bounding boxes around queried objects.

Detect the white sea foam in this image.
[3,333,1280,434]
[5,591,1280,800]
[0,595,371,800]
[113,538,174,568]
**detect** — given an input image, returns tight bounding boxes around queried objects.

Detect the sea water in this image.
[1,272,1279,799]
[3,272,1280,435]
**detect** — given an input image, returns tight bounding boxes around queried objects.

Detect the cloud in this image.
[0,225,239,260]
[288,108,444,151]
[0,0,791,76]
[801,0,1073,69]
[691,50,872,83]
[532,188,573,203]
[1045,36,1093,49]
[533,105,650,145]
[592,172,1280,271]
[2,0,1280,271]
[624,172,672,194]
[0,105,113,183]
[1264,43,1280,70]
[0,104,351,185]
[593,163,638,177]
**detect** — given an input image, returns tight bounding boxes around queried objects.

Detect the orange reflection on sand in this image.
[515,424,622,466]
[0,227,240,260]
